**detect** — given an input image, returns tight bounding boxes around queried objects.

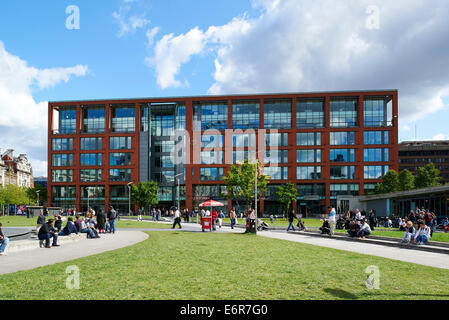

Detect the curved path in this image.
[0,230,149,275]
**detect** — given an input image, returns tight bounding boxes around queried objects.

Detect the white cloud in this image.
[113,1,151,38]
[148,0,449,123]
[432,134,449,140]
[0,41,88,176]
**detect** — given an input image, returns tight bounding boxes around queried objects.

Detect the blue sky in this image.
[0,0,449,176]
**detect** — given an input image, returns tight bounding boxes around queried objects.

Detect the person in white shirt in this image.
[414,222,431,245]
[357,220,372,239]
[354,209,362,221]
[206,209,211,217]
[172,208,182,229]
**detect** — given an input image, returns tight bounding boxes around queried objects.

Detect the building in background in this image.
[47,90,398,216]
[34,176,48,189]
[399,140,449,184]
[0,149,34,188]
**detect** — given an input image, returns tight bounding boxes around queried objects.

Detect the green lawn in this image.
[115,220,172,229]
[0,231,448,300]
[0,215,43,227]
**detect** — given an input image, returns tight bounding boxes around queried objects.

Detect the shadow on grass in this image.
[323,288,359,300]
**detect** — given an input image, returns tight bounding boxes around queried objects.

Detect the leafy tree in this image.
[131,181,159,213]
[375,170,400,194]
[276,183,298,217]
[398,169,415,191]
[26,184,47,205]
[415,163,441,189]
[222,159,269,217]
[0,185,32,205]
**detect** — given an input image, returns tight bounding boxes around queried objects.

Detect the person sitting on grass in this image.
[357,220,372,239]
[401,221,415,244]
[414,222,431,245]
[55,215,63,233]
[58,217,79,236]
[0,222,9,256]
[347,220,360,238]
[319,218,330,235]
[87,214,100,239]
[399,219,407,232]
[38,219,60,248]
[442,217,449,232]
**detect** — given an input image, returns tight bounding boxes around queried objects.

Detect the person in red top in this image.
[211,208,218,231]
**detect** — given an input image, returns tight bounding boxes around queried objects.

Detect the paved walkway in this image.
[0,230,148,275]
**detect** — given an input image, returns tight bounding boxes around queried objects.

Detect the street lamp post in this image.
[87,187,90,213]
[36,190,40,206]
[127,182,133,216]
[174,173,183,211]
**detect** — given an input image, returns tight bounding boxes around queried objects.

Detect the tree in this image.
[26,184,47,205]
[131,181,159,213]
[375,170,400,194]
[276,183,298,217]
[398,169,415,191]
[222,159,269,217]
[0,185,32,206]
[415,163,441,189]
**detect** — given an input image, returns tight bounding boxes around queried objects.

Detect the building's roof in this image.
[360,184,449,201]
[399,140,449,148]
[49,89,398,104]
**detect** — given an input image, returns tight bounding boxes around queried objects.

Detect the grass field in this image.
[0,231,448,300]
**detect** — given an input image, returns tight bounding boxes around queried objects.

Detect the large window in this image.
[80,169,102,182]
[52,154,73,167]
[265,150,288,164]
[264,100,291,129]
[155,155,174,168]
[111,105,135,133]
[330,98,358,128]
[80,153,102,166]
[201,135,223,148]
[59,108,77,134]
[110,153,132,166]
[52,186,76,201]
[297,150,321,163]
[330,132,355,145]
[110,169,132,182]
[232,134,256,147]
[264,166,288,180]
[364,148,389,162]
[330,184,359,196]
[52,170,73,182]
[154,171,174,184]
[364,98,387,127]
[297,184,325,197]
[110,136,132,150]
[200,151,223,164]
[297,99,324,128]
[297,132,321,146]
[194,102,228,131]
[330,166,355,180]
[151,112,174,136]
[81,137,102,151]
[110,185,130,201]
[265,132,288,147]
[232,101,259,129]
[154,140,174,153]
[81,186,105,200]
[200,168,224,181]
[330,149,355,163]
[364,165,389,179]
[297,166,321,180]
[52,138,73,151]
[82,105,105,133]
[364,131,389,145]
[232,151,256,164]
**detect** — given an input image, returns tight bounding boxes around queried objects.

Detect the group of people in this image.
[398,208,441,245]
[35,206,119,249]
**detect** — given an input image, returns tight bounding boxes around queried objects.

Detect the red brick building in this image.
[47,90,398,216]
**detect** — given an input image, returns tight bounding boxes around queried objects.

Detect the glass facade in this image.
[52,154,73,167]
[297,99,324,128]
[52,170,73,183]
[330,184,359,196]
[110,136,132,150]
[82,106,105,133]
[233,134,256,147]
[110,169,132,182]
[110,185,130,201]
[155,155,174,168]
[200,167,224,181]
[364,131,389,145]
[330,166,355,180]
[330,98,358,128]
[265,150,288,164]
[330,132,355,145]
[264,100,291,129]
[154,140,174,153]
[265,132,288,147]
[201,151,223,164]
[59,108,77,134]
[330,149,355,162]
[111,105,135,133]
[194,102,228,131]
[297,132,321,146]
[364,148,389,162]
[80,153,102,166]
[81,137,102,151]
[264,166,288,180]
[297,150,321,163]
[52,186,76,201]
[364,98,387,127]
[80,169,102,182]
[151,111,174,136]
[81,186,105,200]
[201,135,223,148]
[52,138,73,151]
[364,165,389,179]
[297,166,321,180]
[233,150,256,164]
[154,171,175,184]
[110,153,132,166]
[232,101,259,129]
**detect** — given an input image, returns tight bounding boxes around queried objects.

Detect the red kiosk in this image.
[199,200,224,232]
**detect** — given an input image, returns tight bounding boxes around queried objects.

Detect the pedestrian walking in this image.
[287,211,296,232]
[107,206,117,234]
[328,206,336,236]
[172,208,182,229]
